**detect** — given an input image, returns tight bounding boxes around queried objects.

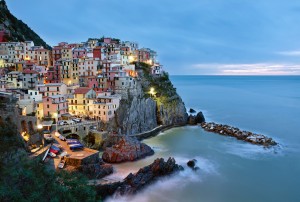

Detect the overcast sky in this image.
[6,0,300,75]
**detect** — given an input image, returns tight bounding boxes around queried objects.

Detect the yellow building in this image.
[68,87,96,117]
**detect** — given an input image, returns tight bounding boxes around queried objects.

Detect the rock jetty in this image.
[102,136,154,163]
[201,122,277,146]
[96,157,183,198]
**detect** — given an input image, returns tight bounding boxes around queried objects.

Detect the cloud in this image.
[276,51,300,56]
[192,63,300,75]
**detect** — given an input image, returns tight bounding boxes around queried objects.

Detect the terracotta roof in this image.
[74,87,91,94]
[22,69,38,74]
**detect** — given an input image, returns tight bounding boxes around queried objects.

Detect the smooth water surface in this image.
[106,76,300,202]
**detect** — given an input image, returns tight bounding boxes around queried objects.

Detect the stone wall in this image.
[0,93,37,134]
[65,149,100,167]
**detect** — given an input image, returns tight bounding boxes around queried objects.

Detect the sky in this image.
[6,0,300,75]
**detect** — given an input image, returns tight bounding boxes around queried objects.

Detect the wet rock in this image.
[117,157,184,195]
[187,159,196,168]
[77,158,113,179]
[95,157,183,198]
[189,108,196,113]
[102,136,154,163]
[193,166,200,171]
[200,122,277,147]
[188,111,206,125]
[195,112,205,124]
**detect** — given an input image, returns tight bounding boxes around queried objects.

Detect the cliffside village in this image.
[0,38,163,136]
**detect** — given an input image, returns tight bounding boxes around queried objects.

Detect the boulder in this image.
[77,158,113,179]
[189,108,196,113]
[102,136,154,163]
[187,159,196,168]
[195,112,205,124]
[188,115,196,125]
[188,111,205,125]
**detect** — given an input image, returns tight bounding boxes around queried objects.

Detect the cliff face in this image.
[156,95,188,126]
[0,0,51,49]
[115,97,157,135]
[110,63,188,135]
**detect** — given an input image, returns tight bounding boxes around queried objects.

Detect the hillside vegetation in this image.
[0,119,99,202]
[0,0,51,49]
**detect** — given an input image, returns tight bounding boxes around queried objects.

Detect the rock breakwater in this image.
[201,122,277,146]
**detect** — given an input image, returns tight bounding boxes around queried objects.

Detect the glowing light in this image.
[150,87,155,96]
[53,113,58,118]
[37,124,43,129]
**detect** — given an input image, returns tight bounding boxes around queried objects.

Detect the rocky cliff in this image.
[0,0,51,49]
[109,62,188,135]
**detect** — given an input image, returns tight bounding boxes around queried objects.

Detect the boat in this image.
[42,148,50,162]
[59,151,68,157]
[58,158,66,169]
[49,148,59,154]
[69,143,84,151]
[66,139,80,145]
[48,152,56,158]
[43,134,54,142]
[59,135,66,141]
[50,145,60,152]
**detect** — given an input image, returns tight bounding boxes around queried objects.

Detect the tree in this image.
[0,119,101,202]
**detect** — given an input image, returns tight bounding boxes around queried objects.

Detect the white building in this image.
[5,71,23,88]
[36,83,67,97]
[28,89,42,101]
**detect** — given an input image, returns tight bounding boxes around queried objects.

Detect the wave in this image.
[222,141,284,160]
[105,155,219,202]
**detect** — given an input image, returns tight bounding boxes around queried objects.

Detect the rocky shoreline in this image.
[96,157,183,198]
[200,122,277,146]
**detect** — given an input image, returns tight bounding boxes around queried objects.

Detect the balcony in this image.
[58,106,68,110]
[52,100,65,104]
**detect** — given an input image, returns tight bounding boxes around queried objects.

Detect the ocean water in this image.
[105,76,300,202]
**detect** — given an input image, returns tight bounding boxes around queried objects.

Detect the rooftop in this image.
[74,87,92,94]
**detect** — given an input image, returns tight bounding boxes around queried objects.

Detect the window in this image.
[47,104,49,108]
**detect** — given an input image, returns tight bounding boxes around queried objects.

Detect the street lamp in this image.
[37,124,43,130]
[149,87,155,98]
[53,112,58,134]
[37,124,44,146]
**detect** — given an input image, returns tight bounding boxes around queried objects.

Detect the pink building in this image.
[45,64,61,83]
[73,48,87,59]
[43,94,68,120]
[103,38,112,44]
[87,77,98,89]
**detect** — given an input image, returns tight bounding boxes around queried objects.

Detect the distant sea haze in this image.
[106,75,300,202]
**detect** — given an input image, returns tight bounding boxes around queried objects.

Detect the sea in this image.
[105,75,300,202]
